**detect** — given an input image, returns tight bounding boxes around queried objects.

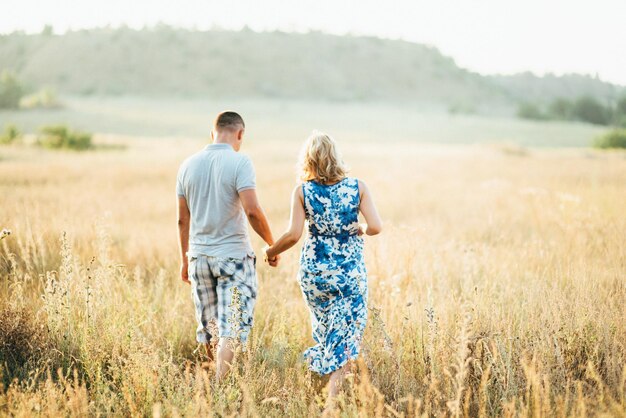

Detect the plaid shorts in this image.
[188,254,257,345]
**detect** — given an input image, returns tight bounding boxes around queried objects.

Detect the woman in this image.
[264,131,382,404]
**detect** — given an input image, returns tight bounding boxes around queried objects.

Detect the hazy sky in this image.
[2,0,625,85]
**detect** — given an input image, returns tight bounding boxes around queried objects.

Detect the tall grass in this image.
[0,137,625,416]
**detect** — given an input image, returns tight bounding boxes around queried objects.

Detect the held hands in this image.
[263,245,280,267]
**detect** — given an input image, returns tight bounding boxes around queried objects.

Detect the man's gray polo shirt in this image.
[176,143,256,259]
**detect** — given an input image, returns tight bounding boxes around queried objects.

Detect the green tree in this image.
[19,87,61,109]
[547,98,573,120]
[0,124,21,144]
[37,125,92,150]
[0,71,23,109]
[593,129,626,149]
[517,102,545,120]
[41,25,54,36]
[616,96,626,115]
[572,96,611,125]
[614,96,626,127]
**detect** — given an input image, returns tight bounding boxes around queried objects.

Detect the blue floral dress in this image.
[299,177,368,375]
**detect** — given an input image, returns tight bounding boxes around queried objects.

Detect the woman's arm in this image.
[265,185,306,260]
[358,180,383,235]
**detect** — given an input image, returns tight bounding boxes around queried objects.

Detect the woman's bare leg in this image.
[325,362,353,411]
[216,337,234,381]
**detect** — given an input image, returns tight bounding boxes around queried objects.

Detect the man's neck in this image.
[213,137,236,147]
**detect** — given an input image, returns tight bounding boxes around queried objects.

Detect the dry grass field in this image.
[1,134,625,417]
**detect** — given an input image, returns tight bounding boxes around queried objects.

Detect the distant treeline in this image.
[0,26,624,112]
[517,96,626,126]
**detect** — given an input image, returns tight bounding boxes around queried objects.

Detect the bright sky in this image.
[2,0,625,85]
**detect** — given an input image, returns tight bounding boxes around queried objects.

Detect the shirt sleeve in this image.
[176,166,185,197]
[236,156,256,192]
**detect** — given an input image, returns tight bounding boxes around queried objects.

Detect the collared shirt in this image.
[176,143,256,259]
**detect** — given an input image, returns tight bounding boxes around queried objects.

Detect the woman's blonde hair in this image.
[298,131,348,184]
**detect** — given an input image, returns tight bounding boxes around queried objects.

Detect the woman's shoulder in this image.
[293,183,305,196]
[352,178,369,200]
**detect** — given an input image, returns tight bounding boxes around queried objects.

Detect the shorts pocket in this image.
[187,256,198,278]
[215,258,238,278]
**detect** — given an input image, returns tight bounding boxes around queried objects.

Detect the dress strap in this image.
[353,178,362,205]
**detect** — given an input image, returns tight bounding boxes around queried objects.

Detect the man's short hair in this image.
[214,111,245,131]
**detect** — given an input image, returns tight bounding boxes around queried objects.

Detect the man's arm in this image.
[177,196,191,283]
[239,188,275,252]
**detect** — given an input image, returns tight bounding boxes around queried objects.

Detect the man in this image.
[176,111,278,380]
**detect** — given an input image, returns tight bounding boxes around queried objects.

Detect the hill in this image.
[0,26,623,111]
[489,72,621,105]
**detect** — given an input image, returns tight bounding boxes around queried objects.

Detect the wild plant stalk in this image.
[446,305,473,418]
[0,228,11,240]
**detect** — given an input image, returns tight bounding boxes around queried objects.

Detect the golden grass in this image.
[1,136,625,417]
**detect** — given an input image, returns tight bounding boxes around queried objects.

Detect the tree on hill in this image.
[593,129,626,149]
[615,96,626,127]
[517,102,545,120]
[571,96,611,125]
[0,71,22,109]
[547,98,573,120]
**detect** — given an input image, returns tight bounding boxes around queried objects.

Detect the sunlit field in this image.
[1,130,625,416]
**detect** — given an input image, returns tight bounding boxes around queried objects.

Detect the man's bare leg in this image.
[200,342,216,371]
[205,341,215,361]
[216,337,235,381]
